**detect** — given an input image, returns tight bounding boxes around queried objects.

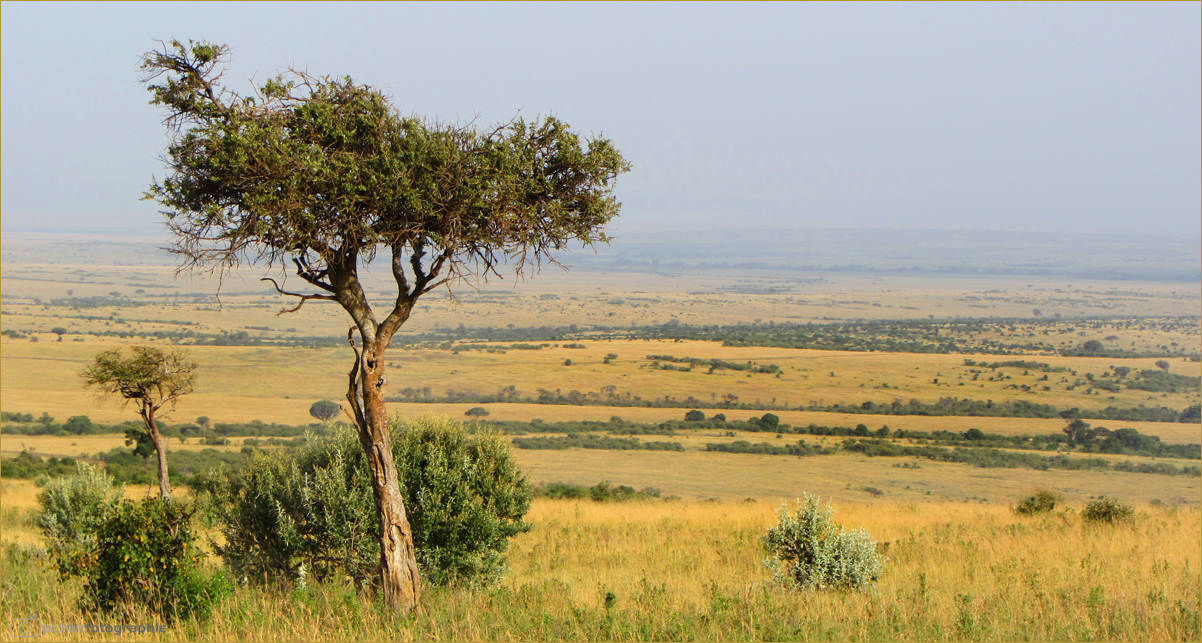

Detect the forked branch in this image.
[261,277,337,314]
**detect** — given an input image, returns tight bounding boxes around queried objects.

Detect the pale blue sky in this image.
[2,2,1199,236]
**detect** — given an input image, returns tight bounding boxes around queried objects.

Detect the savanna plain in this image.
[1,237,1200,641]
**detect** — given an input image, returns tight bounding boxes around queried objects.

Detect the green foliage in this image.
[81,498,227,620]
[1082,497,1135,524]
[1014,490,1058,515]
[142,40,628,294]
[36,464,124,578]
[81,346,197,408]
[195,416,533,588]
[511,434,684,451]
[124,426,157,459]
[762,495,885,592]
[393,417,533,586]
[533,481,663,502]
[684,409,706,422]
[705,440,830,456]
[647,354,782,374]
[465,406,491,417]
[0,451,78,479]
[1125,370,1200,394]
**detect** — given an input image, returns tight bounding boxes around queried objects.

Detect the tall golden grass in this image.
[1,498,1198,641]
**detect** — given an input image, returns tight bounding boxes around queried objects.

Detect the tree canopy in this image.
[82,346,198,413]
[143,40,629,333]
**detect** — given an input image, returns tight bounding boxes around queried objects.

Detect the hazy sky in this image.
[2,2,1199,236]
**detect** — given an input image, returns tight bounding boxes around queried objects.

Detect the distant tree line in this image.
[380,384,1200,422]
[644,354,781,374]
[372,317,1198,359]
[9,310,1198,359]
[510,434,684,451]
[0,413,330,438]
[839,439,1200,477]
[479,414,1198,460]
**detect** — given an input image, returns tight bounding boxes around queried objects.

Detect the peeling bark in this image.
[355,359,421,608]
[345,311,421,609]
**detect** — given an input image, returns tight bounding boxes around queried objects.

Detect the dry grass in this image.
[3,337,1199,432]
[511,448,1200,505]
[507,499,1201,608]
[1,496,1197,641]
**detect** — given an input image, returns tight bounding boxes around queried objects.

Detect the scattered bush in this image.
[1082,496,1135,524]
[36,464,123,578]
[81,498,227,620]
[762,495,885,592]
[1014,490,1058,515]
[195,415,532,589]
[465,406,490,417]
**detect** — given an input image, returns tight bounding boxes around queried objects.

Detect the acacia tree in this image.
[309,400,341,425]
[82,346,198,499]
[141,40,628,609]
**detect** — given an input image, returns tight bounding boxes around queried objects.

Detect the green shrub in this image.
[762,495,885,592]
[1014,490,1058,515]
[1083,496,1135,524]
[195,415,532,589]
[394,416,533,586]
[36,464,123,578]
[83,498,227,620]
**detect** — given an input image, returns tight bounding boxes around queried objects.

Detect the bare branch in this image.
[260,277,337,315]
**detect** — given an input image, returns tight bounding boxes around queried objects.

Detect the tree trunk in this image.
[145,414,171,500]
[353,356,421,610]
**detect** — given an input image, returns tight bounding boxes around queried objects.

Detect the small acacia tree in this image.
[82,346,197,499]
[309,400,341,425]
[141,40,628,609]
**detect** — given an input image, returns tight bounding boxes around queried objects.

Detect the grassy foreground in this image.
[2,499,1199,641]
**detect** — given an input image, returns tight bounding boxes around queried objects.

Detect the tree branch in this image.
[261,277,337,314]
[391,241,412,299]
[293,256,336,292]
[344,329,368,429]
